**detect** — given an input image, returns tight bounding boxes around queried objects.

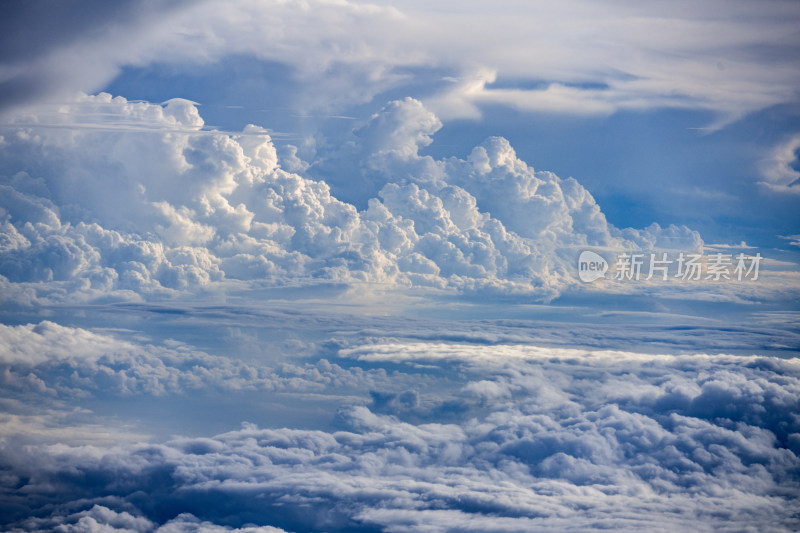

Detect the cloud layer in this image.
[3,0,799,127]
[1,321,798,532]
[2,4,798,532]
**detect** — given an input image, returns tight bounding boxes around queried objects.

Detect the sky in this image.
[0,1,799,532]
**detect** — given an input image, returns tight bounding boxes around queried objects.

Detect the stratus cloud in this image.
[1,336,798,532]
[7,93,797,305]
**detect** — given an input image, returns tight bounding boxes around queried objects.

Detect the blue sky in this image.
[1,1,799,531]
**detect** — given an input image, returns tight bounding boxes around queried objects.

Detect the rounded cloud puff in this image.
[0,93,712,305]
[2,327,798,532]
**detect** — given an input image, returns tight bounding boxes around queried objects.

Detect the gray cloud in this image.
[0,0,191,115]
[1,329,798,532]
[3,0,799,126]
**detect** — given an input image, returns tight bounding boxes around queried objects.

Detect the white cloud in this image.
[761,135,800,194]
[0,321,412,400]
[780,235,800,247]
[11,505,289,533]
[2,6,798,530]
[1,335,798,532]
[4,0,799,127]
[3,93,798,306]
[0,320,129,366]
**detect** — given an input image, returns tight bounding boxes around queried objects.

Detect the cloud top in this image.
[0,93,732,306]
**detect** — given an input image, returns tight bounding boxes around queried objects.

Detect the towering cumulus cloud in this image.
[0,94,705,304]
[1,1,799,531]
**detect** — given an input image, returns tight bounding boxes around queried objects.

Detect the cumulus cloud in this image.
[5,93,798,307]
[9,505,289,533]
[1,335,798,532]
[2,6,798,531]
